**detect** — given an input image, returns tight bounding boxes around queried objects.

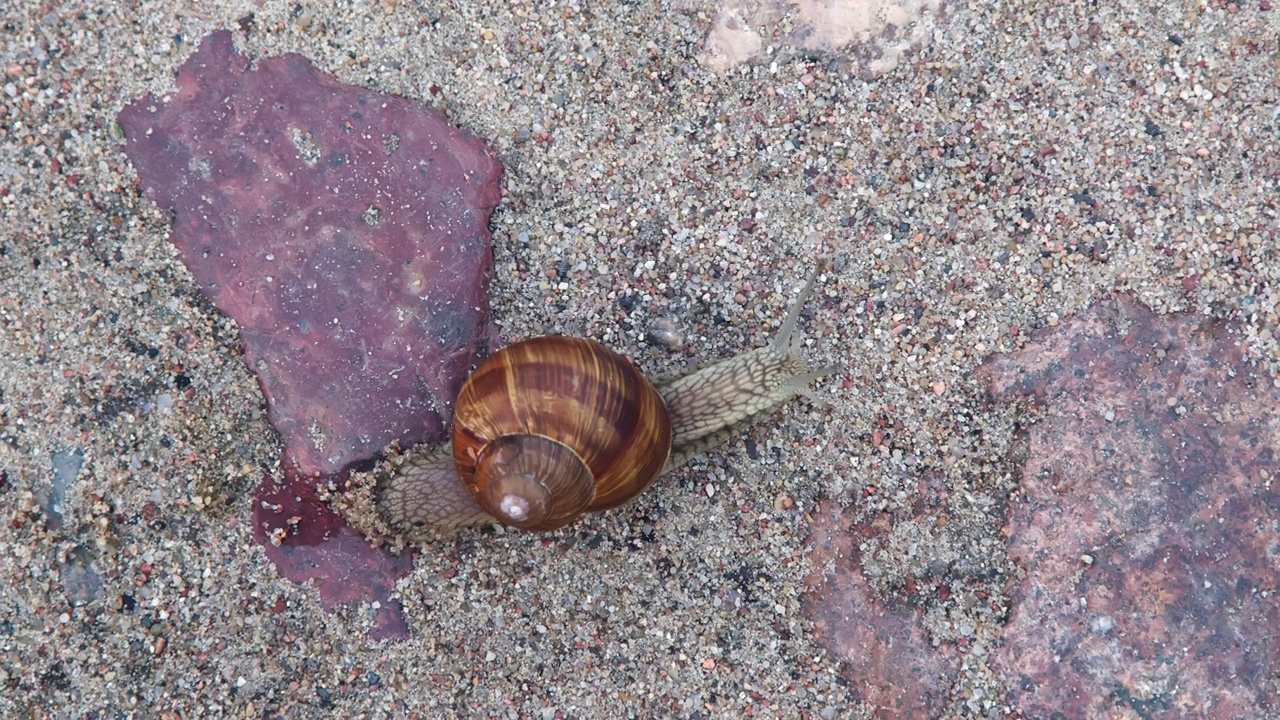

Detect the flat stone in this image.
[119,30,502,476]
[118,31,504,642]
[981,295,1280,718]
[803,499,958,717]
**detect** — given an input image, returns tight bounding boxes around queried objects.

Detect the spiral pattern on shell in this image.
[451,335,673,531]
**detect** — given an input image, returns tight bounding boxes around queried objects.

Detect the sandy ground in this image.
[2,0,1278,717]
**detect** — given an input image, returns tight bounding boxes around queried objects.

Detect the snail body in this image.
[376,270,831,535]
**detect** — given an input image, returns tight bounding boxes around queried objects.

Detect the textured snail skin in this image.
[378,444,497,532]
[376,270,830,535]
[657,274,829,469]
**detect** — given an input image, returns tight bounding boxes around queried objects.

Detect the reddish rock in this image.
[118,31,503,641]
[252,470,411,641]
[118,30,501,476]
[981,295,1279,718]
[803,500,958,718]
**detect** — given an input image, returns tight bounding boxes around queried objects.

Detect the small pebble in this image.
[646,317,684,349]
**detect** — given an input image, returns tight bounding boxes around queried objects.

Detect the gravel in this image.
[1,0,1276,717]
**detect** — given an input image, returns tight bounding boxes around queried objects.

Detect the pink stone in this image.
[252,470,411,641]
[119,31,503,641]
[118,30,501,476]
[803,499,958,718]
[981,295,1280,718]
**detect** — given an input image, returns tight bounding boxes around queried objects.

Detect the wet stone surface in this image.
[804,497,959,718]
[118,30,502,477]
[117,31,503,640]
[982,295,1279,719]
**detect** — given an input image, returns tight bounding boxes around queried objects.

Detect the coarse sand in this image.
[2,1,1277,717]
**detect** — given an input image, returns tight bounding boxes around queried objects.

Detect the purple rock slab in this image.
[117,30,503,640]
[803,499,958,718]
[119,30,501,477]
[980,295,1279,718]
[252,469,411,642]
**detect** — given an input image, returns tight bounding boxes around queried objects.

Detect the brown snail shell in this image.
[451,336,672,531]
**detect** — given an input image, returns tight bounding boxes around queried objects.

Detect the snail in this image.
[373,268,831,535]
